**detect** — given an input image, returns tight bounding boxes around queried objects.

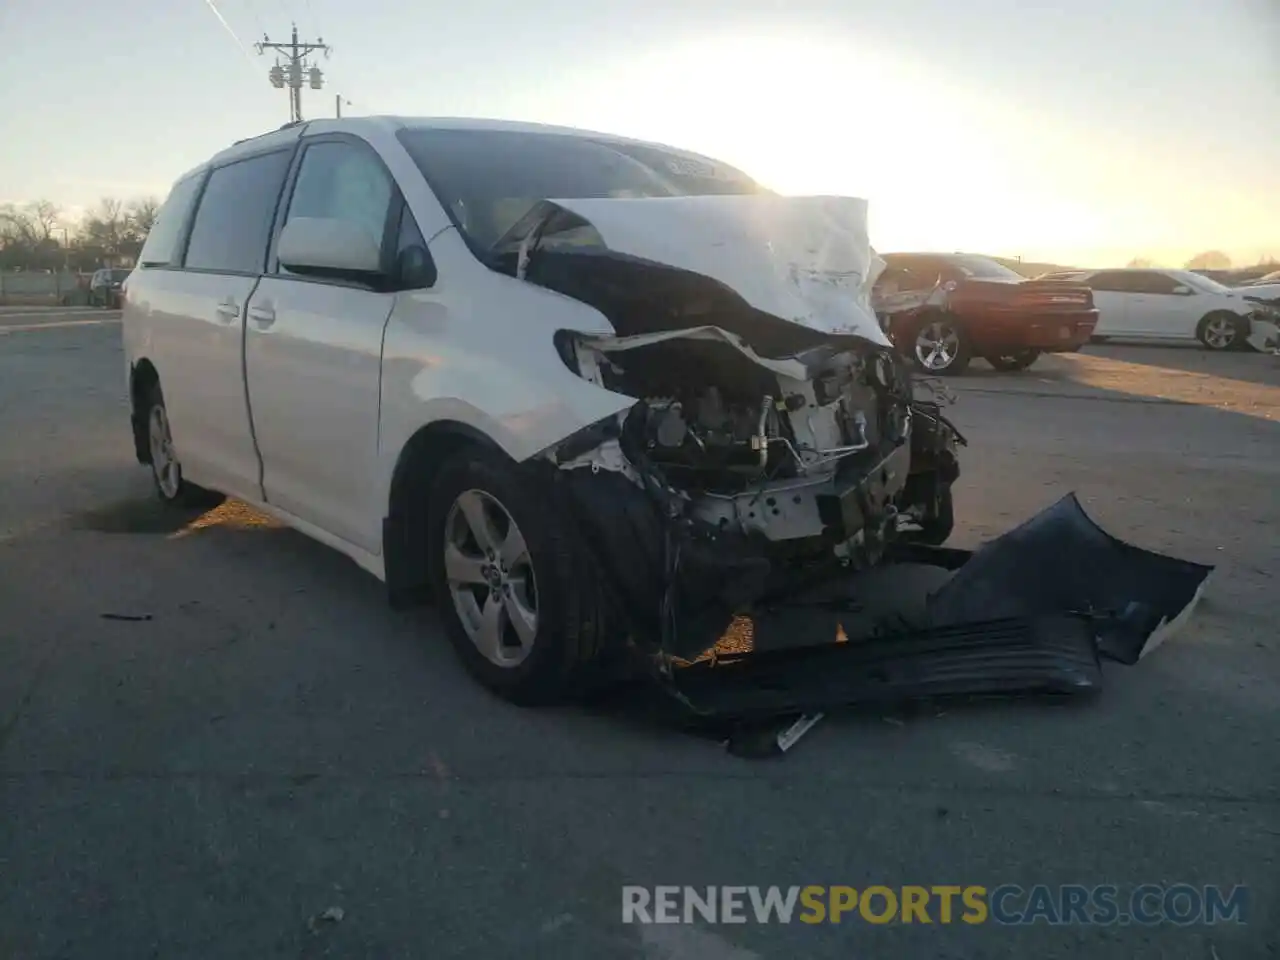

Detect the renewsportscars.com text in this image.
[621,884,1250,926]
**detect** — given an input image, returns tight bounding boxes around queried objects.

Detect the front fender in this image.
[374,278,637,515]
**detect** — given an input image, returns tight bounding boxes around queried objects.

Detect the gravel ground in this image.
[1,315,1276,959]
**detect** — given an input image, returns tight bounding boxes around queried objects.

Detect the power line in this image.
[200,0,260,74]
[256,25,331,123]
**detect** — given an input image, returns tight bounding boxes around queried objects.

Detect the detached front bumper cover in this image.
[659,493,1212,728]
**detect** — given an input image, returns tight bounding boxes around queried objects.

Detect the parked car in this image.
[89,267,131,307]
[871,252,1098,374]
[1052,268,1267,350]
[121,116,963,705]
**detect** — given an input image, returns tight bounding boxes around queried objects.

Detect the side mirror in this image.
[278,217,382,277]
[1171,285,1194,295]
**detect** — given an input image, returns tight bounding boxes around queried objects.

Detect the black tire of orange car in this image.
[142,381,225,509]
[910,314,972,376]
[1196,311,1246,352]
[426,449,616,706]
[986,349,1040,371]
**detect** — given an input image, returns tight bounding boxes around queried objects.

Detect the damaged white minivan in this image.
[122,117,963,704]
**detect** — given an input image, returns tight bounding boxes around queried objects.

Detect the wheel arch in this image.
[1197,310,1246,347]
[129,358,160,464]
[382,419,509,608]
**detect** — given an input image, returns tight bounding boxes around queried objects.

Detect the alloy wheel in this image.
[443,489,539,668]
[915,321,960,371]
[1203,316,1237,350]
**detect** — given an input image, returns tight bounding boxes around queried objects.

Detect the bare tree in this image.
[0,200,64,269]
[80,198,129,260]
[127,197,160,237]
[1184,250,1231,271]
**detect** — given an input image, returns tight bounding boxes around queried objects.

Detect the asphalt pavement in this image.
[1,309,1276,959]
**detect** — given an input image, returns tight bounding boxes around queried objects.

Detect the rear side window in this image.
[184,150,292,274]
[1086,271,1134,292]
[137,175,202,268]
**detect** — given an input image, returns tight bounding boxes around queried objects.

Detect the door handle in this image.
[248,305,276,328]
[214,298,240,323]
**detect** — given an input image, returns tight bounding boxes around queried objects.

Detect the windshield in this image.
[1178,271,1233,294]
[945,255,1025,281]
[397,128,763,250]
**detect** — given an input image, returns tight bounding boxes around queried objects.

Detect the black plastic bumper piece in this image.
[668,614,1100,721]
[926,493,1214,664]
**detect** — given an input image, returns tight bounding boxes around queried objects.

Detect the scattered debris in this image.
[307,906,344,932]
[100,612,153,622]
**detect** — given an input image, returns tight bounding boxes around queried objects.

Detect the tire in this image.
[916,482,955,546]
[986,349,1040,371]
[910,314,972,375]
[141,382,224,508]
[427,449,614,705]
[1197,312,1245,351]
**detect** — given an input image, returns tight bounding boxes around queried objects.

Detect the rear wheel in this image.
[142,382,224,508]
[987,349,1040,371]
[427,450,614,705]
[1197,312,1244,351]
[912,316,971,375]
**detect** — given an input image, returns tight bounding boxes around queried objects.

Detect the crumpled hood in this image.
[543,194,891,348]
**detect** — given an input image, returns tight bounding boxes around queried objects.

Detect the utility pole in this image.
[335,94,341,118]
[256,24,330,123]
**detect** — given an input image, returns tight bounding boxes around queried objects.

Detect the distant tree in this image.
[0,200,65,270]
[1126,257,1153,268]
[79,198,129,262]
[1185,250,1231,271]
[127,197,159,237]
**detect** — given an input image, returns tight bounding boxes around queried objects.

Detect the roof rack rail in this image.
[231,119,306,146]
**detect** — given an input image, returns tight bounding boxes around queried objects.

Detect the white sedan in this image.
[1043,267,1268,350]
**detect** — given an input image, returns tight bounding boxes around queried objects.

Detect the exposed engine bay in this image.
[480,194,967,660]
[540,323,963,660]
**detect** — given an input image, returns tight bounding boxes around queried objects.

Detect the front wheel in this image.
[427,450,613,705]
[1197,312,1244,351]
[911,316,972,375]
[987,349,1040,372]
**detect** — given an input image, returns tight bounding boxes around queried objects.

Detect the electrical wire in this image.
[199,0,261,74]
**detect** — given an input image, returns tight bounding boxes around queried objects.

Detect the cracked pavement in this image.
[1,312,1277,958]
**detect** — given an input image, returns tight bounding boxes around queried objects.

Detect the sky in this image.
[1,0,1278,268]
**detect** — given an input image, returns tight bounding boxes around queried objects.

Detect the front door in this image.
[243,136,405,551]
[1123,271,1202,340]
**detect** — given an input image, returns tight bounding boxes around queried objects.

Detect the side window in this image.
[184,150,292,274]
[1130,271,1180,295]
[138,174,203,268]
[1087,271,1131,292]
[394,202,438,290]
[279,140,395,277]
[878,259,936,293]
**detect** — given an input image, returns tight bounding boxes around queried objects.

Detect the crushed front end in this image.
[541,324,963,662]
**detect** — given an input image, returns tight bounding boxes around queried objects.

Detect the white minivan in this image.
[121,116,961,704]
